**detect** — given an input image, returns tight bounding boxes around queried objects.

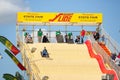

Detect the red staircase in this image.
[98,42,111,56]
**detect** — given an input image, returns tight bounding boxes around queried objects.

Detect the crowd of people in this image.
[24,29,86,43]
[24,28,103,44]
[24,29,49,43]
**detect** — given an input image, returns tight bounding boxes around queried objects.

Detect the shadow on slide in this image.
[85,40,118,80]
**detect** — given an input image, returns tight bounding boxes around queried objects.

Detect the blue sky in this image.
[0,0,120,79]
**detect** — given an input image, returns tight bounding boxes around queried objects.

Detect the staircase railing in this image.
[100,26,120,55]
[17,33,41,80]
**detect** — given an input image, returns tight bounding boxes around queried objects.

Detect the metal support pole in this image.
[81,25,83,30]
[23,26,26,42]
[16,25,19,44]
[48,25,51,42]
[65,25,67,34]
[32,26,34,43]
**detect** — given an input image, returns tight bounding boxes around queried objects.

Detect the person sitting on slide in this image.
[41,47,49,58]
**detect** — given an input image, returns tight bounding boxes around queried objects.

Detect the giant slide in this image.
[21,42,104,80]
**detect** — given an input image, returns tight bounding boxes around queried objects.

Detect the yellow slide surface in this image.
[24,43,102,80]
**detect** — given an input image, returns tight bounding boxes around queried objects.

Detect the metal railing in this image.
[20,30,80,43]
[100,26,120,55]
[17,33,41,80]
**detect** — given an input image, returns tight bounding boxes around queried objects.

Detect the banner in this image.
[17,12,102,23]
[5,49,26,71]
[0,36,20,55]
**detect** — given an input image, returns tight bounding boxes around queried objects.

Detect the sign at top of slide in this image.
[17,12,102,25]
[17,12,102,23]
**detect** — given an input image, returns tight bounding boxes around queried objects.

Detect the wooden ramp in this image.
[24,43,102,80]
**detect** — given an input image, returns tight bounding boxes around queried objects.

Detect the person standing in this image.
[95,32,100,42]
[68,32,73,39]
[24,32,29,43]
[38,29,43,43]
[65,33,68,43]
[56,30,61,37]
[80,29,86,44]
[101,35,105,44]
[115,53,120,66]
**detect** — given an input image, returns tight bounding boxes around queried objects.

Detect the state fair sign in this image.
[17,12,102,23]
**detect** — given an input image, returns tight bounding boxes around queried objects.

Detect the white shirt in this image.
[115,57,120,65]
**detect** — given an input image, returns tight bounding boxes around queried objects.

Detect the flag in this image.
[5,49,26,71]
[0,36,20,55]
[3,73,17,80]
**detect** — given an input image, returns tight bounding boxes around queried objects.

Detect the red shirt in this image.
[117,54,120,58]
[81,29,86,37]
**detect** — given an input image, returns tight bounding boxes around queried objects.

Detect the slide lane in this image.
[24,43,103,80]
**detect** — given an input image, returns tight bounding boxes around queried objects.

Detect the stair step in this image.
[99,44,111,56]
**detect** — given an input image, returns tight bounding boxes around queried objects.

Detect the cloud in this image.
[0,0,30,24]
